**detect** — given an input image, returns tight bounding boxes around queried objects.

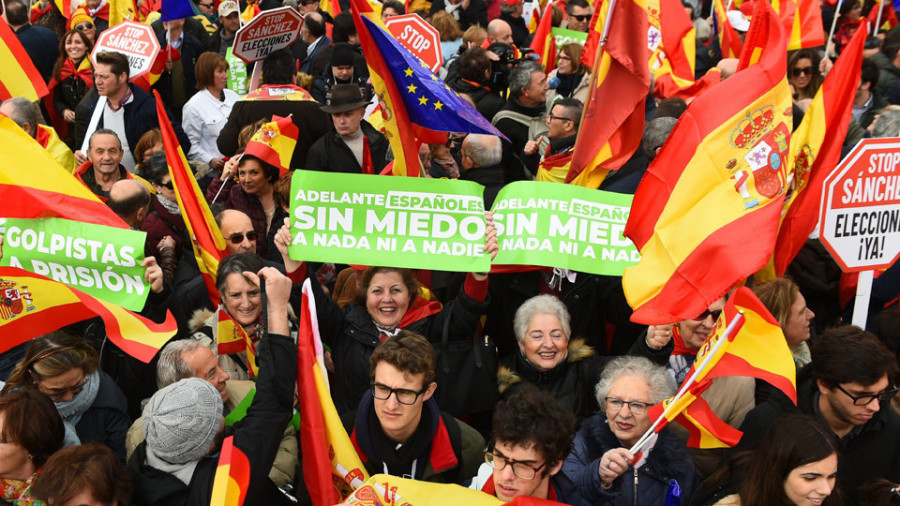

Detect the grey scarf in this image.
[54,370,101,446]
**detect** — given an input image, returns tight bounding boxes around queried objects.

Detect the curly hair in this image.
[369,330,436,385]
[491,383,577,472]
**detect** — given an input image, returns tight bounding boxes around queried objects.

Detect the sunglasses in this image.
[37,375,90,402]
[199,2,214,6]
[299,0,317,5]
[547,114,573,122]
[75,22,94,30]
[571,14,591,21]
[791,66,813,77]
[158,180,174,190]
[227,231,258,244]
[693,308,722,321]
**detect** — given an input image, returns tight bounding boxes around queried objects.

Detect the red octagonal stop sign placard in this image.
[233,6,304,64]
[385,14,443,74]
[819,137,900,272]
[92,21,161,81]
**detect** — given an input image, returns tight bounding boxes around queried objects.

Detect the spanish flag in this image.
[298,279,369,502]
[242,115,298,176]
[210,436,250,506]
[711,0,743,58]
[350,0,505,177]
[0,267,177,363]
[216,309,259,377]
[109,0,139,25]
[623,0,791,324]
[0,115,126,228]
[344,474,503,506]
[649,0,722,99]
[647,379,743,448]
[773,0,826,50]
[559,0,650,188]
[153,90,227,307]
[0,19,48,102]
[528,4,556,71]
[34,125,77,173]
[771,25,865,276]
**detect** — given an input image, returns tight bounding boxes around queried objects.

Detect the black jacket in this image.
[493,97,546,182]
[306,120,390,174]
[152,29,204,120]
[75,371,130,463]
[451,78,505,123]
[459,164,504,209]
[501,13,531,48]
[428,0,488,31]
[128,333,297,506]
[736,365,900,505]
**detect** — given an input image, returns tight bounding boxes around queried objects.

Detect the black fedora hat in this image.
[320,84,369,114]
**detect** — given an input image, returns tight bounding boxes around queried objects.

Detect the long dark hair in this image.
[787,49,825,97]
[740,413,843,506]
[52,29,94,82]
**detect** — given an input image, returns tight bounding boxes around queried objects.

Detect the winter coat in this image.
[127,333,296,506]
[305,120,391,174]
[545,69,590,111]
[72,161,133,201]
[141,197,187,259]
[428,0,488,30]
[312,275,490,414]
[459,164,504,209]
[497,339,608,420]
[562,412,696,506]
[151,30,204,119]
[736,365,900,505]
[344,395,484,484]
[204,177,288,262]
[75,371,131,463]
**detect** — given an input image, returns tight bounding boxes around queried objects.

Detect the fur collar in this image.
[498,338,595,394]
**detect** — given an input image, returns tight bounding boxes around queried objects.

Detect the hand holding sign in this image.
[143,257,163,294]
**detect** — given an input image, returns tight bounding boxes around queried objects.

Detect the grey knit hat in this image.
[143,378,223,464]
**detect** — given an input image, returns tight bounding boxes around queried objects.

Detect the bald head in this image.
[217,209,257,255]
[487,19,513,45]
[108,179,151,228]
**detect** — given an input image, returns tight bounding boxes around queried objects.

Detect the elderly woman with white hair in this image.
[497,294,611,419]
[561,356,696,505]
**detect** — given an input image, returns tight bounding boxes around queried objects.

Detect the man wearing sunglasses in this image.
[216,209,258,255]
[344,332,484,484]
[737,326,900,505]
[564,0,592,33]
[469,384,578,502]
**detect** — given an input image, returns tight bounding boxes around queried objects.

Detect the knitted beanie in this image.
[330,42,355,68]
[143,378,223,464]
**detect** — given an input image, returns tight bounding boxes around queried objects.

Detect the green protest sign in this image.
[491,182,640,275]
[0,217,150,311]
[551,27,587,47]
[288,171,491,272]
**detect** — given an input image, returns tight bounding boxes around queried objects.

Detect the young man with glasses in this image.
[737,326,900,505]
[343,331,485,484]
[469,384,578,503]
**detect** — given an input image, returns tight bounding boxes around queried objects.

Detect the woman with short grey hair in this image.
[562,356,695,505]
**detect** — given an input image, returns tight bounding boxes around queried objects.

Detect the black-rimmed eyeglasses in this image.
[371,383,428,405]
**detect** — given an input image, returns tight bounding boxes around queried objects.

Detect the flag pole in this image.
[573,0,616,165]
[874,0,886,36]
[825,0,846,57]
[628,311,745,455]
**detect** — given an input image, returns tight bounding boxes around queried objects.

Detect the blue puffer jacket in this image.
[562,412,696,506]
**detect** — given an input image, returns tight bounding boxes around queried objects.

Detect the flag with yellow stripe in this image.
[647,379,743,448]
[623,1,791,324]
[216,310,259,377]
[210,436,250,506]
[0,19,48,102]
[773,0,825,50]
[0,267,176,363]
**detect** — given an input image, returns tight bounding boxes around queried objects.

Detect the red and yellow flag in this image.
[243,115,298,176]
[0,267,176,363]
[216,310,259,377]
[712,0,743,58]
[647,379,743,448]
[649,0,722,99]
[0,115,126,228]
[35,124,77,173]
[558,0,650,188]
[153,90,227,307]
[109,0,139,25]
[529,4,556,71]
[344,474,503,506]
[298,280,369,502]
[774,0,826,50]
[0,19,49,102]
[210,436,250,506]
[771,25,866,276]
[623,1,791,324]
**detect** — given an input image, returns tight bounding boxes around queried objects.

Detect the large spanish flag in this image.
[623,0,791,324]
[0,115,126,228]
[771,25,866,276]
[298,280,348,505]
[153,90,227,307]
[0,19,48,102]
[0,267,176,363]
[210,436,250,506]
[559,0,650,188]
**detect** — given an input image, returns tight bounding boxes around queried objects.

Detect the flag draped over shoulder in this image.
[645,287,796,448]
[153,90,227,306]
[623,1,791,324]
[772,24,866,275]
[529,4,556,70]
[298,280,369,503]
[0,20,49,101]
[0,115,127,228]
[210,436,250,506]
[350,0,505,177]
[560,0,650,188]
[0,267,177,362]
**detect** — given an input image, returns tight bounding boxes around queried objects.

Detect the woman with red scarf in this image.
[47,29,94,145]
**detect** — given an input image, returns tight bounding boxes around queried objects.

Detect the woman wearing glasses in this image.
[561,356,695,506]
[545,43,589,110]
[2,332,130,464]
[0,388,65,505]
[788,49,826,103]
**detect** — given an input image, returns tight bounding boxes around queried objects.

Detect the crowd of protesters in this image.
[3,0,900,503]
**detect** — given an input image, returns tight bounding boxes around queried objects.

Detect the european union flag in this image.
[361,16,505,138]
[161,0,196,21]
